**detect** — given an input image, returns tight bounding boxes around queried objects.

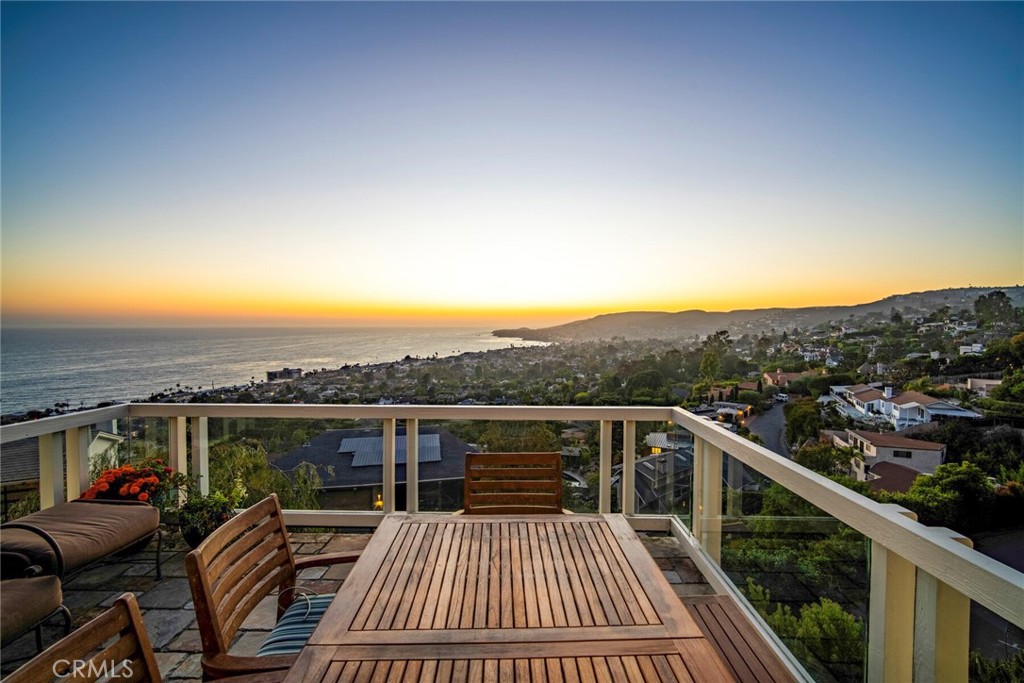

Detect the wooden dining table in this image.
[284,513,735,682]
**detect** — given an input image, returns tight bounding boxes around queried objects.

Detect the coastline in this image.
[0,330,551,423]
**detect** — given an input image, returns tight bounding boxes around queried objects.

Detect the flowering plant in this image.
[82,458,186,506]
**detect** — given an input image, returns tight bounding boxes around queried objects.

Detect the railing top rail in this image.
[0,404,131,444]
[126,403,676,422]
[671,407,1024,628]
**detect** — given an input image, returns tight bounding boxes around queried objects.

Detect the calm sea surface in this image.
[0,327,542,414]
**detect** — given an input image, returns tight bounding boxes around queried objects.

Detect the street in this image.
[748,402,789,458]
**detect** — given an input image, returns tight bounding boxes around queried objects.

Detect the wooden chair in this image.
[5,592,287,683]
[5,593,160,683]
[463,452,564,514]
[185,494,361,679]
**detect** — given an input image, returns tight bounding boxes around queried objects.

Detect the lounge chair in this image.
[0,575,71,655]
[185,494,360,679]
[0,498,162,580]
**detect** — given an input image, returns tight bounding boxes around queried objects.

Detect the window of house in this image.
[893,450,912,459]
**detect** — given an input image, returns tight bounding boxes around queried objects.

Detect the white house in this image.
[834,384,982,428]
[886,390,981,429]
[834,429,946,479]
[966,378,1002,397]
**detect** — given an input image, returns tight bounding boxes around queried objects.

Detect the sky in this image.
[2,1,1022,328]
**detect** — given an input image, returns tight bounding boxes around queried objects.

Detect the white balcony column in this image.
[37,432,65,509]
[168,417,187,504]
[64,427,90,499]
[598,420,613,514]
[382,418,396,513]
[621,420,636,515]
[190,417,209,495]
[868,505,918,682]
[914,529,973,683]
[697,439,723,562]
[405,419,418,513]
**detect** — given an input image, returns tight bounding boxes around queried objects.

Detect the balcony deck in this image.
[4,402,1021,681]
[1,527,776,682]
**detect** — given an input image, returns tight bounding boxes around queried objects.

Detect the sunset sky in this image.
[2,2,1022,328]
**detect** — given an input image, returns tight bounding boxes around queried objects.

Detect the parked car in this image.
[775,393,790,402]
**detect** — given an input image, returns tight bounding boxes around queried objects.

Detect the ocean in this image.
[0,327,544,415]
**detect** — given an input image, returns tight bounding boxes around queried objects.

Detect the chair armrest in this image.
[1,521,66,578]
[293,551,361,570]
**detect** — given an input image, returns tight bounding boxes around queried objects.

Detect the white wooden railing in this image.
[2,402,1022,682]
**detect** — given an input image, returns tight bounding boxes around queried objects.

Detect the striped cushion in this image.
[256,593,335,657]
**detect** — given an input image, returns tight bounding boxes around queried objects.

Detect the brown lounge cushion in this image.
[0,576,63,644]
[1,499,159,577]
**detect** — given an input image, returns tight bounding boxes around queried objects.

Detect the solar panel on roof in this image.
[341,434,442,467]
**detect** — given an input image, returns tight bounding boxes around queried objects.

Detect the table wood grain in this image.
[286,514,734,682]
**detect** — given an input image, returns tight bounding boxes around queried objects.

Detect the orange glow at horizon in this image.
[4,267,1015,328]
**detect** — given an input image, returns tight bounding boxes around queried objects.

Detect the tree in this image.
[974,290,1016,326]
[795,443,855,476]
[885,461,996,535]
[207,436,324,510]
[480,421,559,452]
[784,399,824,447]
[738,390,766,412]
[991,368,1024,403]
[699,349,721,383]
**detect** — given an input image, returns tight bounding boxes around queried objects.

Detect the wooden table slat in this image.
[499,522,514,629]
[595,520,662,624]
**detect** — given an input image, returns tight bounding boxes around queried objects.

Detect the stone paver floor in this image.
[0,529,709,681]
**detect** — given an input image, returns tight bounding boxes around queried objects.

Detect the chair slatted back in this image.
[6,593,160,683]
[464,452,563,514]
[185,494,297,660]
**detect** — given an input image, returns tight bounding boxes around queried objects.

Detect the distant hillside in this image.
[494,286,1024,342]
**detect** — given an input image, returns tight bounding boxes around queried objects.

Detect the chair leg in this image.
[60,605,72,635]
[155,528,164,580]
[34,624,43,654]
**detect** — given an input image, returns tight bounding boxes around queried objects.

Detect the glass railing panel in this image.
[207,416,383,512]
[410,419,471,513]
[626,420,692,520]
[460,418,599,513]
[1,436,41,521]
[969,591,1024,680]
[125,416,170,465]
[717,450,870,683]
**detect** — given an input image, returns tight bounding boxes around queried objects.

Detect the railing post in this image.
[37,433,65,509]
[64,427,90,499]
[693,437,722,562]
[190,417,209,496]
[914,529,973,683]
[168,417,187,504]
[621,421,636,515]
[383,418,396,513]
[868,505,918,682]
[406,419,418,513]
[598,420,613,514]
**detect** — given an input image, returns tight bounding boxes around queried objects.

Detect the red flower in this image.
[138,492,149,502]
